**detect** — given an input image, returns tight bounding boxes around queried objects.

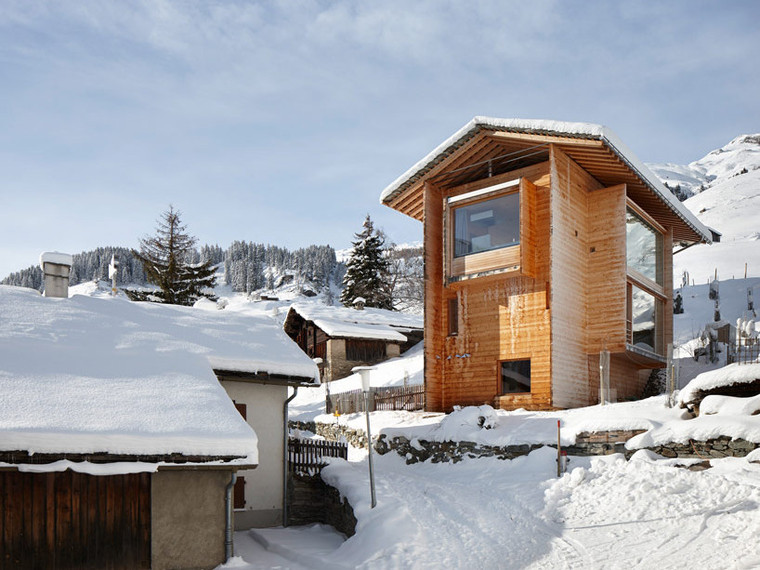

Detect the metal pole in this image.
[364,390,377,508]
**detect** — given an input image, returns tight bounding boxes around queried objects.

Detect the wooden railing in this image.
[287,438,347,476]
[326,385,425,415]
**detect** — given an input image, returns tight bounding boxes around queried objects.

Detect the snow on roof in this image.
[288,302,422,342]
[0,285,319,460]
[678,363,760,406]
[39,251,73,268]
[379,116,713,244]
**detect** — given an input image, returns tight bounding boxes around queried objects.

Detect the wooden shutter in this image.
[234,402,247,420]
[234,476,246,509]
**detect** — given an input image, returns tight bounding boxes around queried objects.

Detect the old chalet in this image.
[283,302,423,381]
[380,117,716,412]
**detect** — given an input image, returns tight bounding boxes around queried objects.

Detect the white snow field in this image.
[222,447,760,569]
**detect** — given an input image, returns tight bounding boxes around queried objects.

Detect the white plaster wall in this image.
[221,381,286,528]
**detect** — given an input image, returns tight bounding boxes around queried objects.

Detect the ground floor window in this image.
[501,359,531,394]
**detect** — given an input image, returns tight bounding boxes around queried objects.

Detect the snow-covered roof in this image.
[287,302,423,343]
[0,285,320,461]
[39,251,73,268]
[380,117,713,244]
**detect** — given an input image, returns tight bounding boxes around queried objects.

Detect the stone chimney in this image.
[40,252,73,298]
[352,297,366,310]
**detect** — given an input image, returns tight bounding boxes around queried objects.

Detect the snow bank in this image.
[321,396,684,448]
[678,363,760,405]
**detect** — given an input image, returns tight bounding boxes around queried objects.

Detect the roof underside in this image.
[381,120,711,245]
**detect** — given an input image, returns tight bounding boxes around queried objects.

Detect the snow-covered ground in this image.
[223,447,760,569]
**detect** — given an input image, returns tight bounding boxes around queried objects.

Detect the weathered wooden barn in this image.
[380,117,716,411]
[283,303,423,381]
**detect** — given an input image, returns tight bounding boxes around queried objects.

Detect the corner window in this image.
[501,359,531,394]
[626,209,663,285]
[446,177,536,280]
[625,204,665,357]
[627,284,662,354]
[453,192,520,257]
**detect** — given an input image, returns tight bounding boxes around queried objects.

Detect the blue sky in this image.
[1,1,758,278]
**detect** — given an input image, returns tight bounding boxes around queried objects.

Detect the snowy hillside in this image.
[648,134,760,283]
[649,134,760,197]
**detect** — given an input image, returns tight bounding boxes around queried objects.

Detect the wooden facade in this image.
[383,120,711,412]
[0,471,151,570]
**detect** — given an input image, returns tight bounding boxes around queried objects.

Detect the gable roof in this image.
[380,117,714,245]
[0,286,320,464]
[285,303,423,343]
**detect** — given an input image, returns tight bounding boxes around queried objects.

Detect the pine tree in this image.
[340,215,392,309]
[132,206,216,306]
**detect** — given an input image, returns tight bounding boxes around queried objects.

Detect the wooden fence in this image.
[288,438,347,476]
[326,384,425,415]
[735,335,760,365]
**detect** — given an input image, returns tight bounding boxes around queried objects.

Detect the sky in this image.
[1,1,758,279]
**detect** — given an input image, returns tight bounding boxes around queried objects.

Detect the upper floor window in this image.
[446,177,536,280]
[626,208,663,285]
[453,191,520,257]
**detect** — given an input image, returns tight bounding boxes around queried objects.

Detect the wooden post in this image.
[556,420,561,477]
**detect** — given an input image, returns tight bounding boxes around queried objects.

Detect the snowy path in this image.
[223,449,760,569]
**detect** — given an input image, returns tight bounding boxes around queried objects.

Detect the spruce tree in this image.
[340,215,392,309]
[132,206,216,305]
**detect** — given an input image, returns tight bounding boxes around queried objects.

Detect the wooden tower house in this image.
[380,117,717,412]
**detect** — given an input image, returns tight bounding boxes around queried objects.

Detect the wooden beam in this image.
[490,131,605,147]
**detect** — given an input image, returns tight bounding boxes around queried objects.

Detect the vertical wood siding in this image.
[0,471,151,570]
[550,147,602,408]
[431,163,553,411]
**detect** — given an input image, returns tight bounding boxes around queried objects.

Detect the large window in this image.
[501,359,531,394]
[453,192,520,257]
[625,204,665,356]
[446,177,536,279]
[626,209,663,285]
[628,284,661,353]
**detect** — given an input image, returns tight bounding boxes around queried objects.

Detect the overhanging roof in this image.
[380,117,713,245]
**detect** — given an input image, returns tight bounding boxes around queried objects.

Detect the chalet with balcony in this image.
[380,117,716,411]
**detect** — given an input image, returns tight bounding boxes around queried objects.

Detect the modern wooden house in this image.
[283,303,423,381]
[380,117,717,412]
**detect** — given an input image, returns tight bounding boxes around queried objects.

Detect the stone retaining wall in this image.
[290,420,370,449]
[287,474,357,537]
[645,436,758,459]
[290,421,759,464]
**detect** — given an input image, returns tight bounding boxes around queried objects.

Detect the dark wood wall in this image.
[0,470,151,570]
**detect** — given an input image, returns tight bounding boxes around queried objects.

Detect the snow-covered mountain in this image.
[649,134,760,198]
[648,134,760,284]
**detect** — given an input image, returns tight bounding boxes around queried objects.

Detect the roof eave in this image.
[380,117,714,245]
